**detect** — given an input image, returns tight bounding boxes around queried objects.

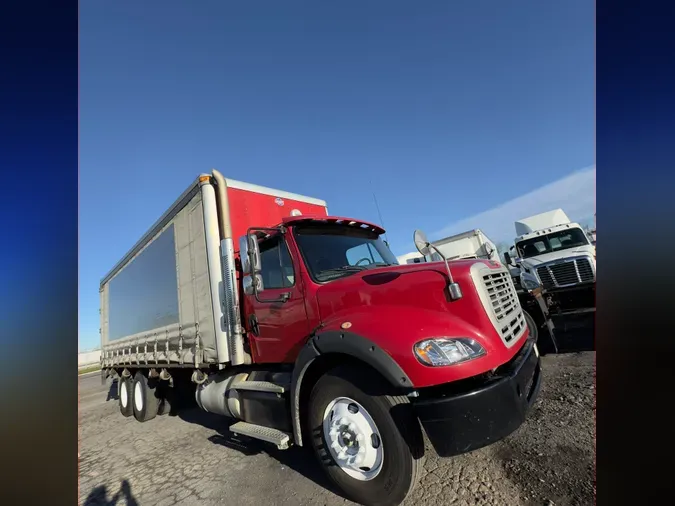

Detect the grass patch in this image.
[78,364,101,375]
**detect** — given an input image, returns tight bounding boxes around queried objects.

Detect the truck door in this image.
[243,233,310,363]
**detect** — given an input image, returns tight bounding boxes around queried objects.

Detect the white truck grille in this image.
[471,264,526,348]
[536,257,595,289]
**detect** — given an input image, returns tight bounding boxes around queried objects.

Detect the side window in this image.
[346,243,384,265]
[259,236,295,289]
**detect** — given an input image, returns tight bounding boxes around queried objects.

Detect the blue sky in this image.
[79,0,594,350]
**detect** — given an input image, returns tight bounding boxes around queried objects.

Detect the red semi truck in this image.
[100,170,541,506]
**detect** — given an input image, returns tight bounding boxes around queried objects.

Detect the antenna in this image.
[370,180,389,244]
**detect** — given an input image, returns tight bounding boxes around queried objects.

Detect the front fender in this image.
[289,329,412,446]
[289,304,517,446]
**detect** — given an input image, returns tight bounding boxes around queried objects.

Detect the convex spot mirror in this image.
[413,229,431,257]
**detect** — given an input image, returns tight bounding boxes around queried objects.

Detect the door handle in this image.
[249,315,260,337]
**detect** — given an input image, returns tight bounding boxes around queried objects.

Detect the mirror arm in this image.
[427,243,455,284]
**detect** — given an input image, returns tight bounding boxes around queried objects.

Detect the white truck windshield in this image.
[516,228,589,259]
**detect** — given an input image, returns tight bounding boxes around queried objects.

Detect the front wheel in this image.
[307,365,423,506]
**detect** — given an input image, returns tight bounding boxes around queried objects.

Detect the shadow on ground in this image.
[84,479,138,506]
[177,408,349,501]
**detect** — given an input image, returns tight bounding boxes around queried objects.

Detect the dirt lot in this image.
[79,344,595,506]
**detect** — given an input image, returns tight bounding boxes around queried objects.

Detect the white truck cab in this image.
[513,209,596,292]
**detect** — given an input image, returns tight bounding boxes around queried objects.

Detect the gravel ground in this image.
[79,348,594,506]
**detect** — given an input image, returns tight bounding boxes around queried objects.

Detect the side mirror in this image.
[413,229,431,257]
[239,236,251,274]
[246,233,262,274]
[241,227,290,304]
[503,252,512,266]
[243,274,264,295]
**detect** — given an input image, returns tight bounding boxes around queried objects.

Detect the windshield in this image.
[294,224,398,282]
[516,228,590,259]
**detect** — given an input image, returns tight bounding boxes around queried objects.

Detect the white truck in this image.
[503,209,596,348]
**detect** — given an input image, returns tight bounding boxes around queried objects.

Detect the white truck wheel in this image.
[308,365,424,506]
[132,371,159,423]
[322,397,384,481]
[118,376,133,418]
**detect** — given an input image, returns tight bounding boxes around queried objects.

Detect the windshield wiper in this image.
[362,262,397,269]
[315,265,367,281]
[318,266,367,274]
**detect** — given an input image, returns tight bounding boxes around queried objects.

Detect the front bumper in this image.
[412,338,541,457]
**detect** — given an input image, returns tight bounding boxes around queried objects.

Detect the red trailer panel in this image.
[226,179,328,244]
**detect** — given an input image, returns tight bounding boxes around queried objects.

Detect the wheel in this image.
[132,371,160,422]
[118,376,133,417]
[307,365,424,506]
[524,309,538,342]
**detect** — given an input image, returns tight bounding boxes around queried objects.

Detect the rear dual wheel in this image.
[118,372,170,420]
[132,371,160,422]
[307,366,424,506]
[118,376,133,417]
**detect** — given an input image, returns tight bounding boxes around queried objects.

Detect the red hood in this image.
[315,260,492,322]
[314,259,528,387]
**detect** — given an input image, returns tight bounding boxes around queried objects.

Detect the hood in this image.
[520,246,595,268]
[311,259,529,388]
[314,259,499,329]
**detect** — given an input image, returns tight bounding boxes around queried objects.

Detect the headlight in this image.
[521,277,540,291]
[413,338,486,367]
[520,271,540,291]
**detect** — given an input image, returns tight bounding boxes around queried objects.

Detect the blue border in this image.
[0,1,78,504]
[597,1,675,503]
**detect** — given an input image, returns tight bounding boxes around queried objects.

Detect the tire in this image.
[118,376,133,418]
[132,371,160,422]
[307,365,424,506]
[524,309,538,343]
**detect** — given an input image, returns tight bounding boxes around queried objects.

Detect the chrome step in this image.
[230,381,286,394]
[229,421,291,450]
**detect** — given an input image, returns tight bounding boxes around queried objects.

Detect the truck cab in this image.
[511,209,596,293]
[236,213,540,453]
[239,216,532,381]
[504,210,596,350]
[515,223,596,292]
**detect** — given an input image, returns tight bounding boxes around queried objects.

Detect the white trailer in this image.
[396,252,427,264]
[428,229,499,263]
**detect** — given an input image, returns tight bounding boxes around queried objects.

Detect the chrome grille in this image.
[481,270,526,345]
[536,257,595,289]
[576,258,594,282]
